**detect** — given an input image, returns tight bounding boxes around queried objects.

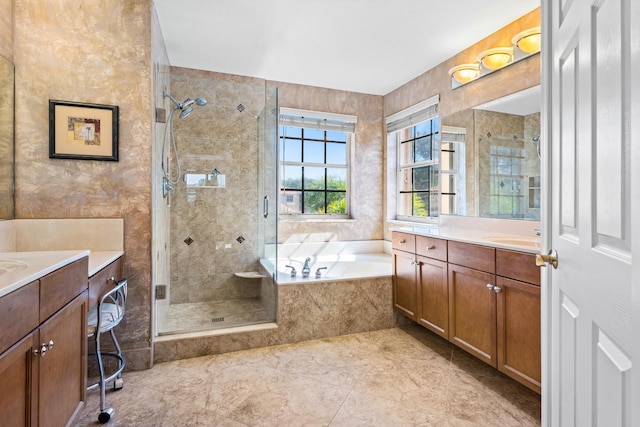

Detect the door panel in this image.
[416,255,448,339]
[546,0,637,424]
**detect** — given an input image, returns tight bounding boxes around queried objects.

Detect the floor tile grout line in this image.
[326,366,369,426]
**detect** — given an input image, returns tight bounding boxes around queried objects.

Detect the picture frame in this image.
[49,100,119,161]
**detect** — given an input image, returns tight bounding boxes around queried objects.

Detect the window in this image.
[489,145,525,217]
[279,109,354,217]
[397,118,442,219]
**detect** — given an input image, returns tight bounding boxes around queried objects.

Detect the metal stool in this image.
[87,279,127,423]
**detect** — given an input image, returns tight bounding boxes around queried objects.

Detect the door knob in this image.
[536,249,558,269]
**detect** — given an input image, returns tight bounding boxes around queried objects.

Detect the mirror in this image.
[0,55,14,220]
[441,85,540,221]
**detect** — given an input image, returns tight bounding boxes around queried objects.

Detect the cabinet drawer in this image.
[89,257,123,308]
[496,249,540,286]
[415,235,447,261]
[392,232,416,252]
[0,281,39,354]
[448,241,495,273]
[40,257,88,322]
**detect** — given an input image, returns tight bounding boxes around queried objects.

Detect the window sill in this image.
[279,217,355,223]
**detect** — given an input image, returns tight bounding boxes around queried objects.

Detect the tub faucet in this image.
[302,257,311,278]
[315,267,327,278]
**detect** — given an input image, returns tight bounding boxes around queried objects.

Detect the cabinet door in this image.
[496,276,541,393]
[38,291,88,427]
[0,331,38,427]
[392,249,417,320]
[416,255,448,339]
[448,264,496,367]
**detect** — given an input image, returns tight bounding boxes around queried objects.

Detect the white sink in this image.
[0,259,29,276]
[486,236,541,249]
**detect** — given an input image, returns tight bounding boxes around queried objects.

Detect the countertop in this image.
[391,225,541,254]
[0,250,124,298]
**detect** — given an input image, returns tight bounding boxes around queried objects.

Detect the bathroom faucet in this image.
[315,267,327,278]
[285,265,296,277]
[302,257,311,278]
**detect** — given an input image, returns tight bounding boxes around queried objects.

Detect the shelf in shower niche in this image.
[183,172,226,188]
[234,272,266,279]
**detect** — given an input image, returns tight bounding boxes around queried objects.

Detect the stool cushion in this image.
[88,303,124,335]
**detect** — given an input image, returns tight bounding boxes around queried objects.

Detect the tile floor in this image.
[76,324,541,426]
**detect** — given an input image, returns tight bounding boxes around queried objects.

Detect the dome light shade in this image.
[448,64,480,84]
[477,47,513,70]
[513,27,541,54]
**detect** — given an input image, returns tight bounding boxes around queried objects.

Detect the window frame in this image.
[396,117,442,222]
[279,113,353,219]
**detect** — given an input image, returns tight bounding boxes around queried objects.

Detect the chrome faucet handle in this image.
[285,265,296,277]
[315,267,327,278]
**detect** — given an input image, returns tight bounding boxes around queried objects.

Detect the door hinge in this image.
[155,285,167,300]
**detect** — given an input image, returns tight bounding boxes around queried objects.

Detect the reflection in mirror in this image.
[442,85,540,220]
[0,56,14,220]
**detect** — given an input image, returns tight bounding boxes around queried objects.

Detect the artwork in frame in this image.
[49,100,119,161]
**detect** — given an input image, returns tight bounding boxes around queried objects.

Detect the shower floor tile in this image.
[158,297,272,335]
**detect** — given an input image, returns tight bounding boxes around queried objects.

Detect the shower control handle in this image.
[263,196,269,218]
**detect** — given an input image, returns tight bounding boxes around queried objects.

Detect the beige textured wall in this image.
[269,81,385,243]
[13,0,154,369]
[0,0,13,220]
[0,0,12,61]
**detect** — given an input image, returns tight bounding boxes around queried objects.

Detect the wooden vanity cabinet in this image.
[0,257,88,427]
[392,232,449,338]
[392,233,417,319]
[447,242,497,366]
[89,256,124,308]
[495,249,541,393]
[415,236,448,339]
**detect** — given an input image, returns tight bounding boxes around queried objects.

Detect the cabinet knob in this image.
[486,283,494,291]
[48,340,54,351]
[493,286,502,293]
[426,245,435,251]
[34,343,48,358]
[399,239,406,244]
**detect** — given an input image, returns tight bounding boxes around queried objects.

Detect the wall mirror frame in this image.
[0,55,15,220]
[441,84,541,221]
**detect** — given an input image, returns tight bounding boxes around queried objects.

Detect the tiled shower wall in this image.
[167,67,267,304]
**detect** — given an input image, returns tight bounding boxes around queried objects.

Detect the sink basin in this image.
[486,236,541,248]
[0,259,29,276]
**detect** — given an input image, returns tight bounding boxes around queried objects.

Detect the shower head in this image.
[179,106,194,119]
[163,92,207,118]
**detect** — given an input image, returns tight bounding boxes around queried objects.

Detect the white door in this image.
[543,0,640,425]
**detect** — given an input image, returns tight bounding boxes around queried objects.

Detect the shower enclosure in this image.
[154,68,278,336]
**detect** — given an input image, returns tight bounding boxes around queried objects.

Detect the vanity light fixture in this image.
[449,26,541,89]
[448,64,480,85]
[512,27,541,54]
[477,47,514,71]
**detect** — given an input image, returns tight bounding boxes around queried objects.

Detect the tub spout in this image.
[302,257,311,278]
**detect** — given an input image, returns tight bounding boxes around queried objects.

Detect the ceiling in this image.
[154,0,540,96]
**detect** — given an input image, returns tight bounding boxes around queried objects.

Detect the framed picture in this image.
[49,100,119,161]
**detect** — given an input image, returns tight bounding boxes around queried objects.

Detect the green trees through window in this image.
[280,124,349,215]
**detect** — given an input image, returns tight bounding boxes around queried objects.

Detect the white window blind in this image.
[279,107,357,133]
[386,95,439,133]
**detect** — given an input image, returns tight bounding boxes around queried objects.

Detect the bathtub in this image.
[263,253,392,285]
